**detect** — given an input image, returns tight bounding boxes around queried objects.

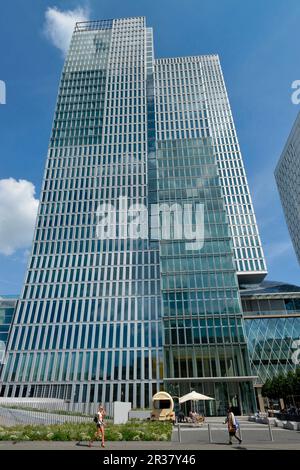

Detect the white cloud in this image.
[44,6,90,56]
[0,179,39,256]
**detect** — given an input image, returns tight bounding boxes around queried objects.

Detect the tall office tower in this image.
[1,18,163,408]
[155,56,267,285]
[154,57,260,413]
[1,17,266,413]
[156,139,255,414]
[275,111,300,265]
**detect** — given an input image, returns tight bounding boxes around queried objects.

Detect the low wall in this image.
[248,416,270,425]
[129,410,151,420]
[275,419,300,431]
[249,415,300,431]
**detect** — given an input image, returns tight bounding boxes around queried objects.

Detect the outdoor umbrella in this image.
[179,391,214,403]
[179,391,214,414]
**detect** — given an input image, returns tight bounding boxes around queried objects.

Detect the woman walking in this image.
[225,407,242,445]
[89,404,106,448]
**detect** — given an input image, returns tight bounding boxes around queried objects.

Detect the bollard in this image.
[268,420,274,442]
[208,423,212,443]
[178,422,182,443]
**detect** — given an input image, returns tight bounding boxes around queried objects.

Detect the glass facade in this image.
[0,17,162,407]
[154,57,267,283]
[1,17,267,413]
[242,282,300,384]
[275,111,300,265]
[0,296,17,373]
[156,138,255,415]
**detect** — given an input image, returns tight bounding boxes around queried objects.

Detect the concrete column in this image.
[255,385,265,412]
[279,398,285,410]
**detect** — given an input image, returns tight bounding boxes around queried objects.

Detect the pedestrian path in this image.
[0,437,300,450]
[172,418,300,445]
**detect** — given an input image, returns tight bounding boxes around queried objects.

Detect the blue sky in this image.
[0,0,299,295]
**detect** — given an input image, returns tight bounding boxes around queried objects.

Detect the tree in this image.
[262,369,300,402]
[262,379,272,398]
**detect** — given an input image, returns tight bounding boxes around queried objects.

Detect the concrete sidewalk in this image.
[0,438,300,450]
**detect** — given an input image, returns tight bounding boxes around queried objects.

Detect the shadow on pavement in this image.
[76,442,90,447]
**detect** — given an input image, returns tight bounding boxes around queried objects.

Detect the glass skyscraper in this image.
[156,138,255,414]
[275,111,300,265]
[0,17,266,414]
[155,56,266,284]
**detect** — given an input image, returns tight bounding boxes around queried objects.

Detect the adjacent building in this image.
[0,296,18,373]
[0,17,268,414]
[275,111,300,265]
[241,281,300,410]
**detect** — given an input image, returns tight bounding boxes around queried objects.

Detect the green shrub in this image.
[0,421,172,442]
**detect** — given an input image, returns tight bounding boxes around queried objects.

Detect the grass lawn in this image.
[0,420,172,442]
